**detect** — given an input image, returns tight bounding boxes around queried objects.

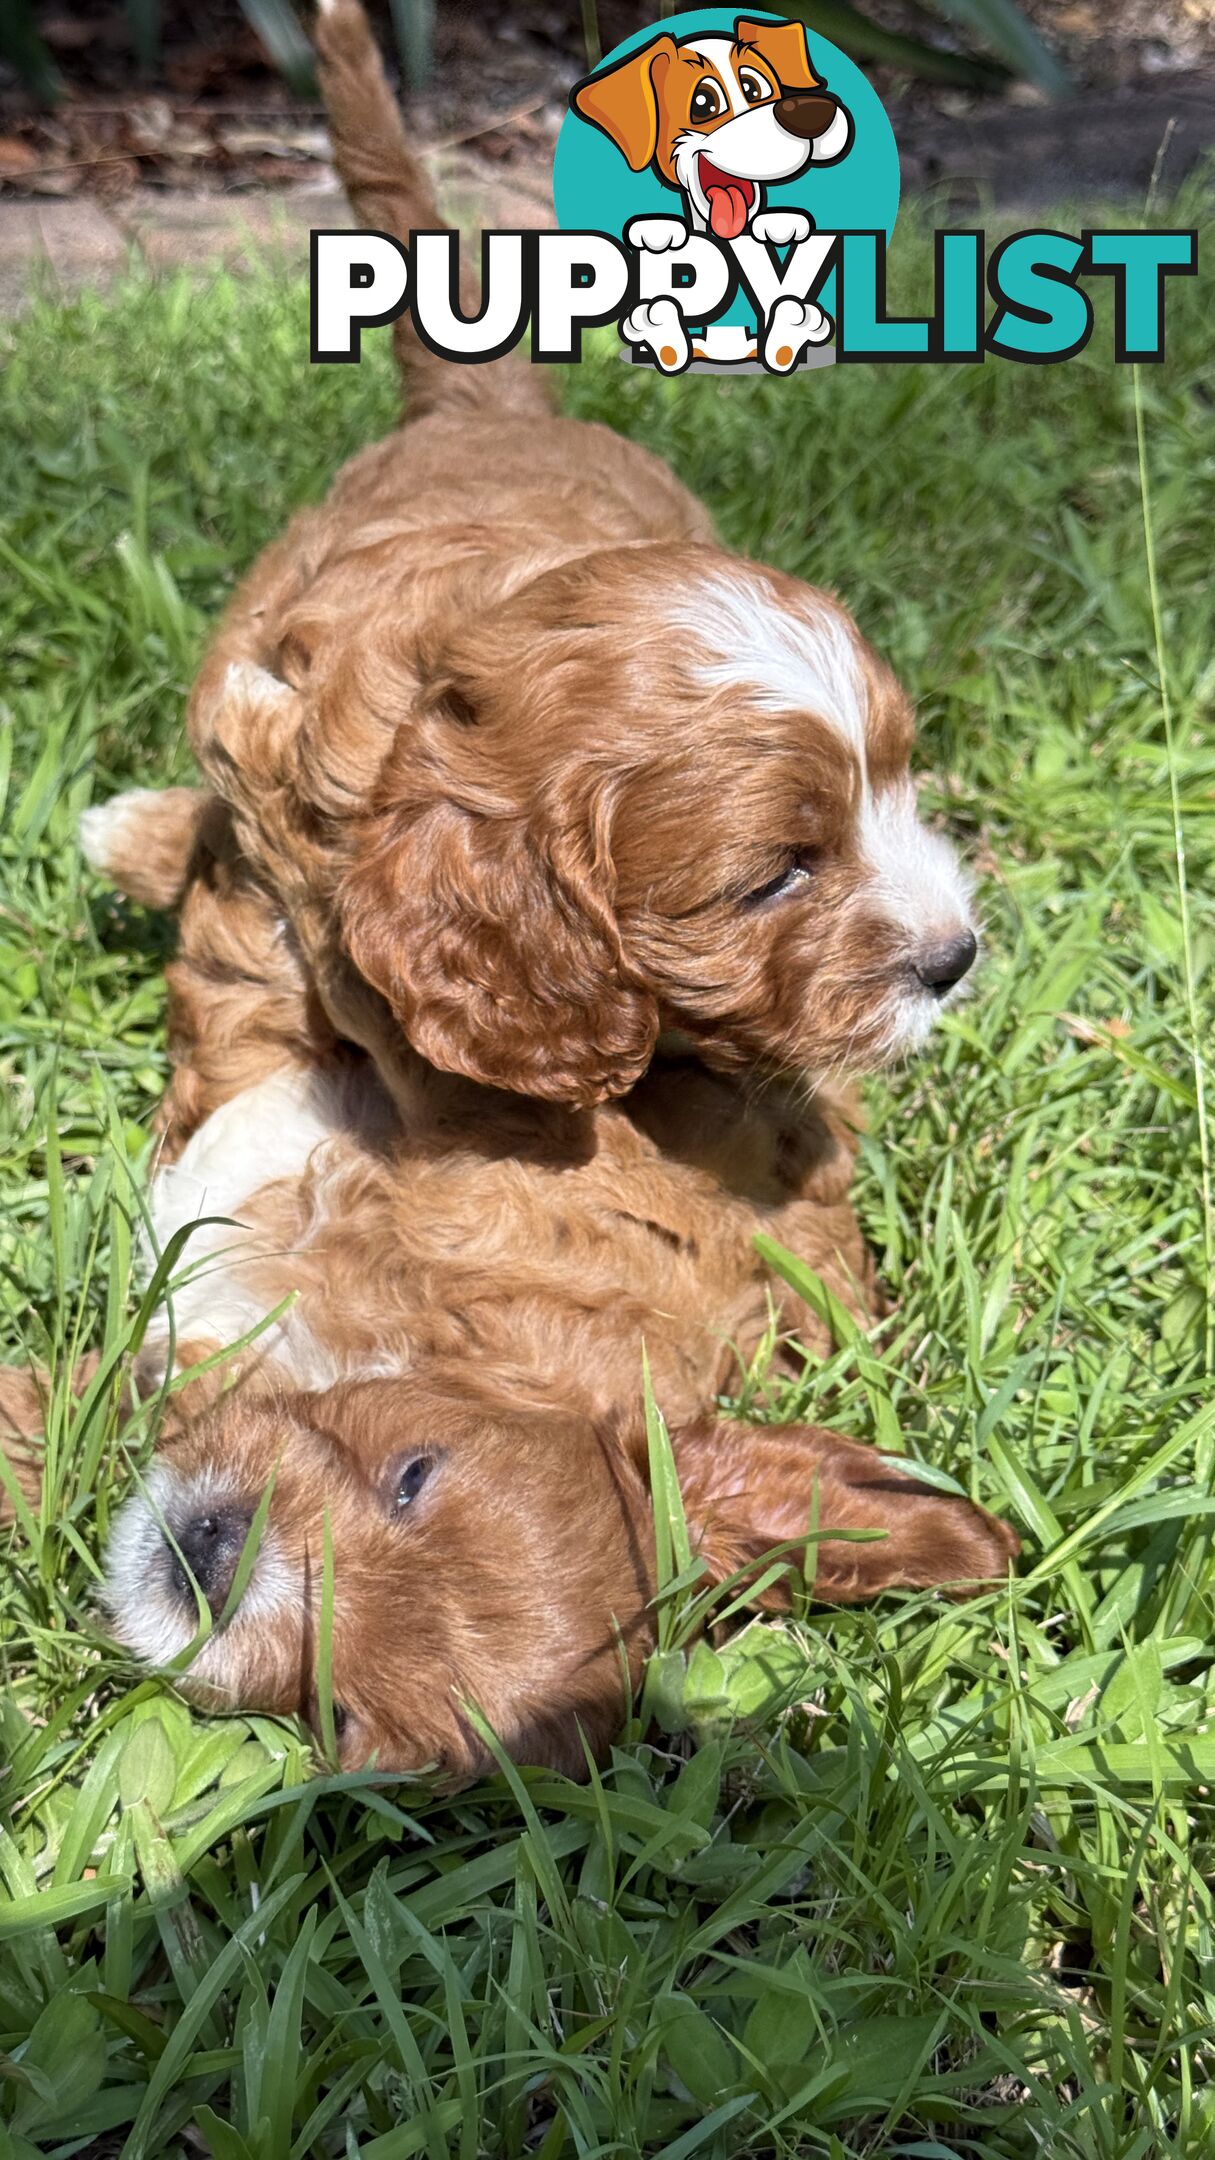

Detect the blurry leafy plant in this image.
[236,0,318,95]
[0,0,433,101]
[0,0,1070,109]
[782,0,1070,91]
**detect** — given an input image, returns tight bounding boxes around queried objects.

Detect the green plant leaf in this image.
[930,0,1071,93]
[235,0,316,96]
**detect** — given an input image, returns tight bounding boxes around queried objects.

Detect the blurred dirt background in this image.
[0,2,1211,307]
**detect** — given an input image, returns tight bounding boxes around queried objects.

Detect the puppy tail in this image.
[80,785,219,909]
[313,0,553,417]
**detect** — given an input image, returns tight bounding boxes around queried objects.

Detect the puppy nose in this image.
[913,929,977,995]
[774,92,843,142]
[169,1508,251,1612]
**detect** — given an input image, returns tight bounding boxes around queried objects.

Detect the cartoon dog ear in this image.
[670,1419,1019,1607]
[734,15,822,92]
[338,711,660,1110]
[570,34,677,171]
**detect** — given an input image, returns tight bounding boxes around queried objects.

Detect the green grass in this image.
[1,197,1214,2154]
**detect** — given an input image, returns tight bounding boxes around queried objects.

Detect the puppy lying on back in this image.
[14,0,1011,1777]
[0,801,1018,1783]
[104,1367,1017,1781]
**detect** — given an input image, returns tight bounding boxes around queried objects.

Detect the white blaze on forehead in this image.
[670,37,817,198]
[102,1459,299,1688]
[677,568,976,954]
[677,570,867,758]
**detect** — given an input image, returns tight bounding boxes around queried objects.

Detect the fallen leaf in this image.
[0,138,39,177]
[1060,1012,1132,1045]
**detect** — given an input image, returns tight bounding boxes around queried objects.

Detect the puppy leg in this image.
[672,1419,1019,1604]
[81,785,219,909]
[161,851,339,1158]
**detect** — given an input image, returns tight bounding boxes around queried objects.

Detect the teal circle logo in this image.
[553,9,898,368]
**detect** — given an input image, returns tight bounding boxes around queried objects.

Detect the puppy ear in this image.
[734,16,822,92]
[339,719,659,1109]
[570,35,676,171]
[671,1420,1019,1606]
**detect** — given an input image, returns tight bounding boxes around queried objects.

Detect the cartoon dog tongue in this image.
[708,183,749,238]
[700,158,753,240]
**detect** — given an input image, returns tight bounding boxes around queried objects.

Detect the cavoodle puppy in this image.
[102,1369,1016,1780]
[29,798,1014,1780]
[0,0,1017,1777]
[177,0,977,1150]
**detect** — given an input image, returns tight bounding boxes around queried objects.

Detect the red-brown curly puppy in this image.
[172,0,976,1142]
[102,1368,1016,1781]
[29,0,1012,1778]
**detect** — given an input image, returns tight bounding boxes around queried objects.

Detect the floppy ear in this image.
[338,716,659,1109]
[734,16,822,92]
[570,34,677,171]
[671,1420,1019,1605]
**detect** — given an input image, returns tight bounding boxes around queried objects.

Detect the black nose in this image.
[914,929,977,995]
[774,91,843,142]
[169,1508,252,1612]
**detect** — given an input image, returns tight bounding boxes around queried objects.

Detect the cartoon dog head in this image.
[571,14,853,238]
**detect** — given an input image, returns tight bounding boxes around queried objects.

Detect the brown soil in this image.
[1,1,1213,211]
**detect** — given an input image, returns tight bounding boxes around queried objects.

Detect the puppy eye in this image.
[395,1456,435,1510]
[739,68,769,103]
[690,78,724,121]
[744,855,815,906]
[332,1703,350,1740]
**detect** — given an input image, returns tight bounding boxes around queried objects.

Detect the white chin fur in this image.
[102,1461,299,1694]
[878,989,949,1063]
[102,1465,195,1667]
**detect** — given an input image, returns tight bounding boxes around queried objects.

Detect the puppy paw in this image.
[621,298,690,374]
[625,215,689,253]
[80,789,160,884]
[750,209,812,247]
[763,295,832,373]
[81,786,212,909]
